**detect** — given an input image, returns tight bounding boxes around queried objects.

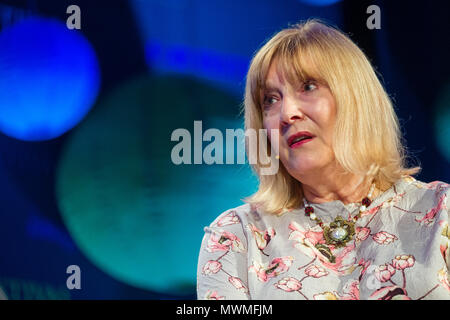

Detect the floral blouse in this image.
[196,176,450,300]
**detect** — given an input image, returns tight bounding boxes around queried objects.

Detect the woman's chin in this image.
[283,159,335,178]
[285,164,320,178]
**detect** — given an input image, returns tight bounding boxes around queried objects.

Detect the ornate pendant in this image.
[323,215,355,248]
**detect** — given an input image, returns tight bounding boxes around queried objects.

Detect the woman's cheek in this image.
[263,121,277,143]
[261,119,269,137]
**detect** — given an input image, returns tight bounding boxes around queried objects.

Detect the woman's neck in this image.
[300,171,378,205]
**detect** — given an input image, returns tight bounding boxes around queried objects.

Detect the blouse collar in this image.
[284,176,412,220]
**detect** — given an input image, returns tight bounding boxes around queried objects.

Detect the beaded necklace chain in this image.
[302,182,376,248]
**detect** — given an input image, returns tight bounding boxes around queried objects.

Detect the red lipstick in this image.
[287,131,315,148]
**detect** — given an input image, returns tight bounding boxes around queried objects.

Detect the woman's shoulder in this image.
[402,175,450,195]
[206,203,256,229]
[399,175,449,211]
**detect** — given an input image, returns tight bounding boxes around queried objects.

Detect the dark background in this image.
[0,0,448,299]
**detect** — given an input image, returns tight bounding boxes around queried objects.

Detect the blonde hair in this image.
[243,19,420,214]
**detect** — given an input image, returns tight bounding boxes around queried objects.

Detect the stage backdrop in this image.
[0,0,448,299]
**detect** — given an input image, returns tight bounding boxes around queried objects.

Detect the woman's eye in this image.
[263,95,278,106]
[303,81,317,92]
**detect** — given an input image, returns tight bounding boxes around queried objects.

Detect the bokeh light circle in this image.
[56,75,257,294]
[0,17,100,141]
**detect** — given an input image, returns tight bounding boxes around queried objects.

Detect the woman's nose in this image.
[280,97,305,127]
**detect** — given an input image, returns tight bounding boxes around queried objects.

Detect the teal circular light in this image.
[434,82,450,162]
[56,75,257,294]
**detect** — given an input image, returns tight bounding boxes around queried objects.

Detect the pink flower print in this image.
[369,286,411,300]
[392,255,415,270]
[249,256,294,282]
[274,277,302,292]
[356,227,371,241]
[416,193,447,224]
[204,290,225,300]
[216,210,239,227]
[360,203,382,218]
[372,231,398,245]
[288,221,325,258]
[434,182,450,194]
[289,221,324,248]
[228,276,248,293]
[202,260,222,275]
[438,268,450,292]
[381,193,405,209]
[289,221,357,275]
[314,281,359,300]
[304,265,329,278]
[339,280,360,300]
[358,258,372,279]
[206,230,245,253]
[426,180,450,192]
[249,261,266,281]
[247,223,276,254]
[264,256,294,277]
[374,263,396,282]
[319,243,357,275]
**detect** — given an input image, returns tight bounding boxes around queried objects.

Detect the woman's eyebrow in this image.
[262,83,279,91]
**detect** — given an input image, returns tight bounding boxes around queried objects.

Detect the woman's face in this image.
[261,61,337,178]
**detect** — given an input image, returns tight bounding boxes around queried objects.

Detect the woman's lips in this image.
[289,137,314,148]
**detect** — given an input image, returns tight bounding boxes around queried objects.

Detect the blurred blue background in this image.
[0,0,448,299]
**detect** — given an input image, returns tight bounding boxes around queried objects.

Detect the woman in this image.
[196,19,450,300]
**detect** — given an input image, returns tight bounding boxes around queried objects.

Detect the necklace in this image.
[303,182,376,249]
